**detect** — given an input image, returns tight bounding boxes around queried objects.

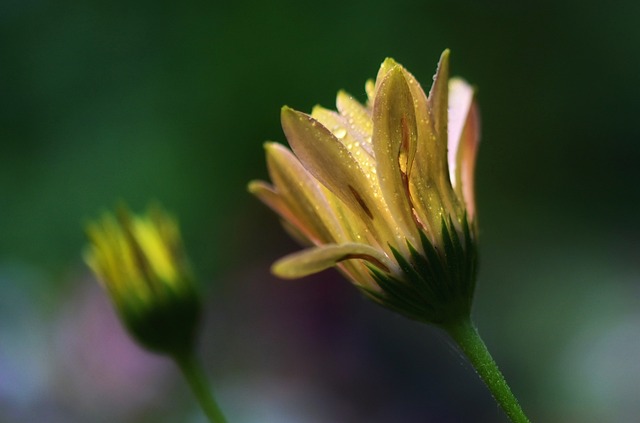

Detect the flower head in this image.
[249,51,480,324]
[84,204,201,356]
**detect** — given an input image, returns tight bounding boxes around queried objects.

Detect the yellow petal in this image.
[248,180,312,242]
[409,49,462,238]
[372,65,419,245]
[272,243,394,279]
[421,50,453,202]
[336,90,373,143]
[325,192,375,245]
[374,58,399,92]
[388,63,440,235]
[280,107,389,241]
[264,142,347,244]
[311,105,375,171]
[247,180,287,217]
[428,49,450,142]
[365,79,376,106]
[132,217,177,283]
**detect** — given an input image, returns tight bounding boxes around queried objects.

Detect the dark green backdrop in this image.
[1,1,639,422]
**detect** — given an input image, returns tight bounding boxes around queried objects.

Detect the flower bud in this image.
[84,204,200,356]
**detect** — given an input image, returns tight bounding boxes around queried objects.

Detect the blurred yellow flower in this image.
[249,50,481,323]
[84,204,200,356]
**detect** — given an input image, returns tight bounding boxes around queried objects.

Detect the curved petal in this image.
[365,79,376,106]
[391,62,441,235]
[426,50,457,201]
[372,65,419,244]
[374,58,399,93]
[336,90,373,144]
[447,78,475,190]
[248,180,286,216]
[272,243,395,279]
[264,143,347,244]
[281,107,397,246]
[428,49,450,142]
[310,105,375,171]
[457,97,480,221]
[248,180,313,242]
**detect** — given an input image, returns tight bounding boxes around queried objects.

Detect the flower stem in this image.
[441,317,531,423]
[173,353,228,423]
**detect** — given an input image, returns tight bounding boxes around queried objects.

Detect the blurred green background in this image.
[1,0,639,422]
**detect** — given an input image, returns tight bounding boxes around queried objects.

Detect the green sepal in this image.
[119,277,201,357]
[364,214,477,325]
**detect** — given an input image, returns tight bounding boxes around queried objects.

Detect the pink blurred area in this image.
[0,264,174,422]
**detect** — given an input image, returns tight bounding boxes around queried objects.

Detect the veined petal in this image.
[336,90,373,142]
[372,65,419,244]
[248,180,314,243]
[424,50,454,202]
[272,243,394,279]
[374,58,400,92]
[399,64,433,149]
[416,50,463,234]
[281,106,394,244]
[429,49,450,143]
[311,105,375,168]
[265,142,347,244]
[325,193,376,245]
[247,180,286,216]
[390,63,441,237]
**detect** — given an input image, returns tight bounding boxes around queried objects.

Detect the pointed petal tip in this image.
[387,64,408,81]
[336,90,354,107]
[435,50,450,74]
[381,57,398,67]
[438,49,451,69]
[271,247,334,279]
[263,141,277,149]
[264,141,290,156]
[281,105,301,123]
[271,243,394,280]
[281,105,309,126]
[378,58,402,79]
[271,260,303,280]
[247,180,265,194]
[449,76,472,87]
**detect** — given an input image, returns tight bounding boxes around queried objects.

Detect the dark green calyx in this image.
[120,278,201,357]
[362,214,477,324]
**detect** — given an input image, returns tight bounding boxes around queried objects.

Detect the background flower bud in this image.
[84,204,201,357]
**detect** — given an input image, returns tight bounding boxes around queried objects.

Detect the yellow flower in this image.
[249,50,480,324]
[84,204,200,356]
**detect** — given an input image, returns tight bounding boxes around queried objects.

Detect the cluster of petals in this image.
[249,50,479,296]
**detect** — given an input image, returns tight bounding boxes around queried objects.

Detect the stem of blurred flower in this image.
[174,353,228,423]
[441,317,531,423]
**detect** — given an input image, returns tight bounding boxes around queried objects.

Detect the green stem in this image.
[173,353,228,423]
[441,317,531,423]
